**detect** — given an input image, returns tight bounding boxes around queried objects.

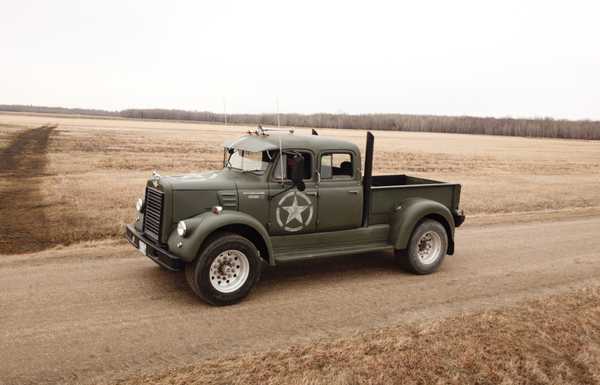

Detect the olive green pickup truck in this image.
[126,128,465,305]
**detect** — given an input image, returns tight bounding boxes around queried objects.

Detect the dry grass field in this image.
[1,112,599,254]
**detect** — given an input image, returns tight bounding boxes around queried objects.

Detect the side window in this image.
[320,153,353,180]
[273,151,312,181]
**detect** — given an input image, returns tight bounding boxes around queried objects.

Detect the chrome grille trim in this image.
[143,187,164,242]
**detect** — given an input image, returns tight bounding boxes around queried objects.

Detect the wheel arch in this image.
[168,211,274,265]
[201,224,271,265]
[389,198,455,255]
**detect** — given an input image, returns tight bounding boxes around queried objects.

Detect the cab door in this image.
[317,151,363,231]
[267,150,318,235]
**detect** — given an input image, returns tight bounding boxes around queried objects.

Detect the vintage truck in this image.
[126,128,465,305]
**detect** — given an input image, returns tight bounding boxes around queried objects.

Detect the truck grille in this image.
[143,187,164,243]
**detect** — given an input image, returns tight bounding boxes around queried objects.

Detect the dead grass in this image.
[0,113,599,251]
[0,123,34,151]
[116,286,600,385]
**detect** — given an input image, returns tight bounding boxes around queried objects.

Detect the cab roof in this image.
[224,133,359,154]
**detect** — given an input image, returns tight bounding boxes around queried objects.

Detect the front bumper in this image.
[125,224,183,271]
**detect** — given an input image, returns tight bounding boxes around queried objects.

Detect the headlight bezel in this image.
[177,221,188,237]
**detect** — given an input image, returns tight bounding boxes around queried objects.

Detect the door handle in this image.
[348,190,359,194]
[305,191,318,196]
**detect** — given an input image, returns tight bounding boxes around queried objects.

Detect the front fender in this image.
[167,211,273,263]
[389,198,455,253]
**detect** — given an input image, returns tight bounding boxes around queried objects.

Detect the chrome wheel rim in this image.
[209,250,250,293]
[416,231,442,265]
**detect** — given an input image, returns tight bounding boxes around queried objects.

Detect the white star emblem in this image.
[282,194,309,225]
[275,190,314,232]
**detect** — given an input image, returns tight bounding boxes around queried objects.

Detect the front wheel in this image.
[397,219,448,275]
[185,233,261,306]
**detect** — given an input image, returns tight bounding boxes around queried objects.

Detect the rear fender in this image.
[389,198,456,254]
[167,211,273,264]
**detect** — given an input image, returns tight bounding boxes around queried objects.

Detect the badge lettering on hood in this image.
[275,191,314,232]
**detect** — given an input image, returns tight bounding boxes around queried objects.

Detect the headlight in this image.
[177,221,187,237]
[135,197,144,212]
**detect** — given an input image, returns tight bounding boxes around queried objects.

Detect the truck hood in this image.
[158,170,236,191]
[147,170,242,231]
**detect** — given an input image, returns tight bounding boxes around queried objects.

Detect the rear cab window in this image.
[320,152,354,180]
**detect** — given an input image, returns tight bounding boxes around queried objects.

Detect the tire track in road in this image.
[0,125,56,254]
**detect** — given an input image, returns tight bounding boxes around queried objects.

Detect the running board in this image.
[271,224,392,263]
[274,243,393,263]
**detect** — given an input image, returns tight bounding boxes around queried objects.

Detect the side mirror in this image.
[288,154,305,190]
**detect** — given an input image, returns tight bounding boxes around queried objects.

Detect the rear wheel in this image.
[185,233,261,306]
[397,219,448,274]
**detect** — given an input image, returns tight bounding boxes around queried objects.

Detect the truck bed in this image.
[368,174,462,225]
[371,174,445,187]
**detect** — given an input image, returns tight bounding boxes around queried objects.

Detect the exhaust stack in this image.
[362,131,374,227]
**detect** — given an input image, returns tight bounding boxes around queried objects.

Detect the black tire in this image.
[396,219,448,275]
[185,232,261,306]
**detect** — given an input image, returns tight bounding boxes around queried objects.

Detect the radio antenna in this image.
[279,135,284,180]
[276,97,280,128]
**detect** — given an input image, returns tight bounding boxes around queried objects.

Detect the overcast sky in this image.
[2,0,599,119]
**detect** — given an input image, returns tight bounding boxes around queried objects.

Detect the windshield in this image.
[225,149,271,173]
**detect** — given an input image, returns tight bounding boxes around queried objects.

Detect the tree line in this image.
[2,104,599,140]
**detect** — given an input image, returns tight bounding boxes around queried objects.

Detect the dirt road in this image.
[2,217,600,385]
